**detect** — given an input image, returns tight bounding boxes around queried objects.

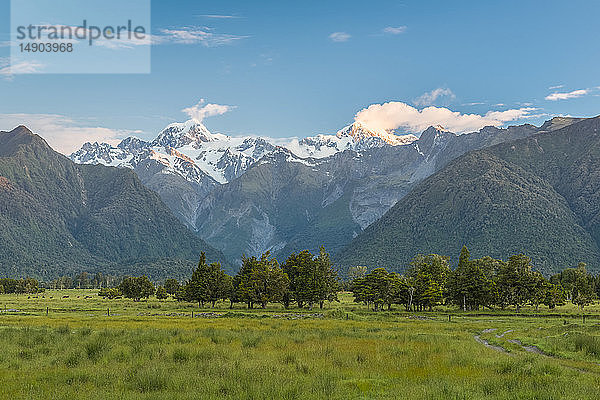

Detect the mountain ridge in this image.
[335,115,600,275]
[0,126,228,280]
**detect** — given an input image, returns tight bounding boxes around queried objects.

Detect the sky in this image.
[1,0,600,154]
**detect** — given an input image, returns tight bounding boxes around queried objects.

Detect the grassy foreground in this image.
[2,291,600,399]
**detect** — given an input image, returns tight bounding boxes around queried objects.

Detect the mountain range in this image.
[336,116,600,275]
[0,126,227,280]
[70,117,566,264]
[2,113,597,279]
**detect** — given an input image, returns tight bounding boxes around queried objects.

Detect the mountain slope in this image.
[0,126,228,279]
[336,116,600,275]
[70,117,576,264]
[196,123,550,262]
[70,120,418,229]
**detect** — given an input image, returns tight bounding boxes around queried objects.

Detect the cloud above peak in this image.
[545,89,589,101]
[354,101,536,134]
[414,88,456,106]
[0,113,141,154]
[182,99,236,123]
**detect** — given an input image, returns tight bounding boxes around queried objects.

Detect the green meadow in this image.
[2,290,600,399]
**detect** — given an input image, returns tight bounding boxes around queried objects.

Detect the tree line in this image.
[4,245,599,313]
[0,277,41,294]
[177,248,338,309]
[351,246,596,311]
[97,248,340,309]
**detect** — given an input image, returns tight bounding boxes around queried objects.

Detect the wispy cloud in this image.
[354,101,537,134]
[196,14,243,19]
[549,84,564,90]
[1,25,247,50]
[414,88,456,107]
[383,26,407,35]
[329,32,351,42]
[155,27,248,46]
[182,99,236,123]
[0,113,142,154]
[0,58,45,80]
[545,89,589,101]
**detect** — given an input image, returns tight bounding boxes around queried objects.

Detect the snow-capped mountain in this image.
[70,119,416,185]
[288,122,417,158]
[69,116,565,263]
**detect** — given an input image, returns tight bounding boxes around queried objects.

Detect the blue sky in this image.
[1,0,600,153]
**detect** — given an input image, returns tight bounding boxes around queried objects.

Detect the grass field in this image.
[2,290,600,399]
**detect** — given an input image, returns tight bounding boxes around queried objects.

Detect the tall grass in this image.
[2,291,600,398]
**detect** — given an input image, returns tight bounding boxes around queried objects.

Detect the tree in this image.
[155,285,168,300]
[572,262,595,309]
[408,254,451,310]
[350,268,408,311]
[447,246,472,311]
[543,283,566,309]
[550,268,578,301]
[164,279,180,295]
[351,268,389,310]
[282,250,314,308]
[76,272,90,289]
[238,252,289,308]
[99,287,121,299]
[413,272,442,311]
[235,255,258,308]
[495,254,536,311]
[184,252,231,308]
[92,272,104,289]
[18,277,40,294]
[118,276,155,301]
[529,272,548,311]
[282,247,339,309]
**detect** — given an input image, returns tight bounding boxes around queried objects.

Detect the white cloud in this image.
[383,26,407,35]
[2,25,247,50]
[0,113,141,154]
[549,84,564,90]
[0,58,45,79]
[156,27,248,46]
[354,101,537,134]
[196,15,242,19]
[545,89,589,101]
[329,32,351,42]
[182,99,235,123]
[414,88,455,106]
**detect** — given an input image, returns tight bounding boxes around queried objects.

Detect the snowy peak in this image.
[70,119,421,186]
[337,121,418,146]
[152,120,215,148]
[118,137,150,152]
[70,141,134,166]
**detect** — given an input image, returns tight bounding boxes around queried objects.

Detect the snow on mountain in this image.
[70,141,141,167]
[287,121,417,158]
[337,121,418,146]
[70,119,417,185]
[152,120,216,148]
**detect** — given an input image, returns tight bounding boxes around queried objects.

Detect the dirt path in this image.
[507,339,547,355]
[474,328,600,375]
[473,329,512,354]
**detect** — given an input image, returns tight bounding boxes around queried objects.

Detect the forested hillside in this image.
[337,117,600,275]
[0,126,228,279]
